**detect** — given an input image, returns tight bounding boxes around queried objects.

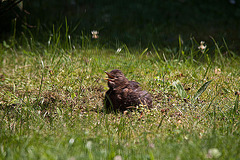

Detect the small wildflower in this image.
[113,155,123,160]
[206,148,221,158]
[198,41,207,53]
[69,138,74,145]
[91,30,99,39]
[116,48,122,53]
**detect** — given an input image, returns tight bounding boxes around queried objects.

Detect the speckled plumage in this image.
[104,69,152,112]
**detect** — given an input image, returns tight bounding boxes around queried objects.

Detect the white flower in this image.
[114,155,122,160]
[116,48,122,53]
[69,138,74,144]
[207,148,222,158]
[91,31,99,39]
[198,41,207,53]
[91,30,98,35]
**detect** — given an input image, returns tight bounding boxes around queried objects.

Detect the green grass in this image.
[1,1,240,159]
[0,32,240,159]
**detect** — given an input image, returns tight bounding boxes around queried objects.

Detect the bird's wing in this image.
[138,90,152,107]
[128,81,141,91]
[125,89,152,108]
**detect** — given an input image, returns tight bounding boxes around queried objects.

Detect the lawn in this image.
[1,1,240,159]
[0,34,240,159]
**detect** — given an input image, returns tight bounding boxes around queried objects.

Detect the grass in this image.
[0,29,240,159]
[1,1,240,159]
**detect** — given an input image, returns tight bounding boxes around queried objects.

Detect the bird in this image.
[104,69,152,112]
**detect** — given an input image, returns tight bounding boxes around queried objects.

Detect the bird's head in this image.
[105,69,128,89]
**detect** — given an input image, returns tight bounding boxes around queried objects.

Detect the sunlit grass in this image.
[0,34,240,159]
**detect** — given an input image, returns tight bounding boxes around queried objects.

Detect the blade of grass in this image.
[140,48,148,57]
[223,38,236,57]
[203,61,212,80]
[178,35,184,60]
[172,80,187,99]
[157,115,166,129]
[210,36,224,66]
[233,92,239,114]
[193,80,213,101]
[37,58,44,104]
[151,43,165,63]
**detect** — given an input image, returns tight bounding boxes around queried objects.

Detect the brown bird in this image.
[104,69,152,112]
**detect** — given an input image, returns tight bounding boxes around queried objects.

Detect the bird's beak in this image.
[105,71,114,81]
